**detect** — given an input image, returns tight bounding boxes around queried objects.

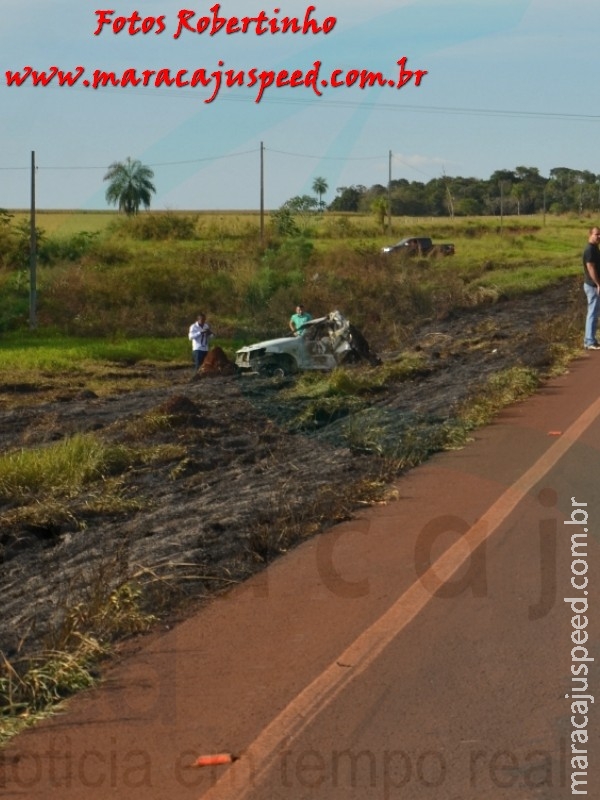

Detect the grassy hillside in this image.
[0,209,589,350]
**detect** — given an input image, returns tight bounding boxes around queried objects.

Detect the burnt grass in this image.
[0,279,583,661]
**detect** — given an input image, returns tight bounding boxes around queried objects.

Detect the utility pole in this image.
[29,150,37,330]
[387,150,392,234]
[442,169,454,218]
[543,184,547,227]
[260,141,264,244]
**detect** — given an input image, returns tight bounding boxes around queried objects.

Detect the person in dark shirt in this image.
[582,227,600,350]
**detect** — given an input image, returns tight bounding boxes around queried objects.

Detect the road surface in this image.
[1,355,599,799]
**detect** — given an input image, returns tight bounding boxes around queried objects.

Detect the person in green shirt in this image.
[289,304,312,336]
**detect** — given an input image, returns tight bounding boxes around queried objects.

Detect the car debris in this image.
[235,310,381,376]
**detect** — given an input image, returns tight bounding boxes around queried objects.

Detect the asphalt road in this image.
[1,355,599,800]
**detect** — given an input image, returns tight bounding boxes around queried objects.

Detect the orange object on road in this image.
[193,753,236,768]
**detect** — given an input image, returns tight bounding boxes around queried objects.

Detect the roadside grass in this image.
[0,641,105,743]
[245,468,405,565]
[0,332,188,367]
[0,333,202,404]
[284,356,431,430]
[468,263,577,295]
[0,433,132,503]
[457,367,541,429]
[0,431,187,521]
[244,359,562,570]
[287,363,556,484]
[0,211,590,747]
[295,354,430,395]
[0,428,182,745]
[0,581,155,745]
[0,431,148,540]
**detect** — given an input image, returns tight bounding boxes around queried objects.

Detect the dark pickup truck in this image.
[382,236,455,256]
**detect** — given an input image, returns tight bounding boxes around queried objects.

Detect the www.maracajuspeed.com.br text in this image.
[4,57,427,104]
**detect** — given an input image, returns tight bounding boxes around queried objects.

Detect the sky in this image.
[1,0,599,211]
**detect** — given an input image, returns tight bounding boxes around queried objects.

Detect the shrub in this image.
[86,238,132,265]
[261,236,315,271]
[0,220,44,270]
[0,271,29,331]
[112,213,199,241]
[271,206,298,237]
[39,231,100,264]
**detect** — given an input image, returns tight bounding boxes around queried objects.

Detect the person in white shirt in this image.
[188,312,214,375]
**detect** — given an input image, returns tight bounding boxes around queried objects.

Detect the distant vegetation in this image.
[0,206,589,349]
[329,166,600,217]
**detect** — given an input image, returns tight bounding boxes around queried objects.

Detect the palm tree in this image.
[103,157,156,215]
[312,176,328,211]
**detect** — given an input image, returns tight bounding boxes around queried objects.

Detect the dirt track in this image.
[0,279,582,661]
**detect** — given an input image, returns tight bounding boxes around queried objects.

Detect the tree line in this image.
[327,167,600,217]
[100,160,600,219]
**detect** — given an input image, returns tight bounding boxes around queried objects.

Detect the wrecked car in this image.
[235,310,380,376]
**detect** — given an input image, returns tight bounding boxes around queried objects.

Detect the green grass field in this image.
[0,209,590,350]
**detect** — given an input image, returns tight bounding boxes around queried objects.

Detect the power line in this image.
[0,98,598,183]
[8,79,600,123]
[266,147,435,179]
[0,148,258,172]
[392,103,600,122]
[0,145,393,173]
[0,142,590,186]
[267,147,383,161]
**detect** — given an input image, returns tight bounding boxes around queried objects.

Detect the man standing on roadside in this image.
[188,312,214,376]
[583,227,600,350]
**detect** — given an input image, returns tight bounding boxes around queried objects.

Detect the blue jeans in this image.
[583,283,600,346]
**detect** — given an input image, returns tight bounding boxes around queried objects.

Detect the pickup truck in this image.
[382,236,455,256]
